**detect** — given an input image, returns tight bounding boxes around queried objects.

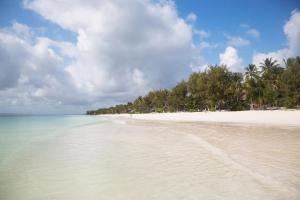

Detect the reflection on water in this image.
[0,116,299,200]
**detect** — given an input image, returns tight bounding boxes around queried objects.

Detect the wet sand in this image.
[1,118,299,200]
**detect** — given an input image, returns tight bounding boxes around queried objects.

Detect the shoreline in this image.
[1,114,300,199]
[103,110,300,127]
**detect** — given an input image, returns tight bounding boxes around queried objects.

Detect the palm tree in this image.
[259,57,280,74]
[244,64,261,109]
[245,64,258,80]
[285,56,300,67]
[281,56,300,107]
[259,57,284,107]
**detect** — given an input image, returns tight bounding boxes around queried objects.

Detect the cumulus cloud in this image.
[284,10,300,55]
[186,12,197,22]
[194,29,210,39]
[1,0,197,113]
[219,46,243,72]
[253,9,300,65]
[0,23,83,106]
[198,41,218,50]
[240,24,260,39]
[24,0,194,90]
[189,53,208,72]
[225,34,250,47]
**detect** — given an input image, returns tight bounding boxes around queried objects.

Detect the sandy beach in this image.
[111,110,300,126]
[1,0,299,199]
[1,114,300,200]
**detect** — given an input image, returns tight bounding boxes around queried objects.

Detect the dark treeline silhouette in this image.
[87,57,300,115]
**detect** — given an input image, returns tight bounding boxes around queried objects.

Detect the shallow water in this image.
[0,116,299,200]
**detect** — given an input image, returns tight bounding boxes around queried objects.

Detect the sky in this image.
[0,0,299,114]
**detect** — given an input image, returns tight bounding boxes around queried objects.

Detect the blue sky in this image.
[176,0,300,65]
[0,0,299,113]
[1,0,298,65]
[0,0,77,42]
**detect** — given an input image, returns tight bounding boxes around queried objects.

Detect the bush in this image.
[155,108,164,113]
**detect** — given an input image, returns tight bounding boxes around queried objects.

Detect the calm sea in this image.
[0,115,103,169]
[0,115,299,200]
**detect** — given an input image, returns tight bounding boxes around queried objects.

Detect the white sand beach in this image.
[112,110,300,126]
[1,114,300,200]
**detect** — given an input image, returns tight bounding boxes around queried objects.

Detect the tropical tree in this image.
[87,56,300,115]
[281,57,300,107]
[205,65,231,110]
[225,72,247,110]
[245,64,258,80]
[259,58,284,107]
[244,64,261,108]
[259,57,280,74]
[133,96,148,113]
[168,81,188,112]
[187,72,209,111]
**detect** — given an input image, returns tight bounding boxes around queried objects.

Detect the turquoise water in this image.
[0,115,299,200]
[0,115,103,169]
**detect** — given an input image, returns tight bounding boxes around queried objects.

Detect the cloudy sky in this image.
[0,0,299,114]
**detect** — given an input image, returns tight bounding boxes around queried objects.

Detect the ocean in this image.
[0,115,299,200]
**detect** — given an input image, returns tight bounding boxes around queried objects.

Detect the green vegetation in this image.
[87,57,300,115]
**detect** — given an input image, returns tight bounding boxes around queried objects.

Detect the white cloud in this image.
[240,23,260,39]
[252,49,290,67]
[189,56,208,72]
[246,28,260,38]
[186,12,197,22]
[225,34,250,47]
[199,41,218,50]
[0,24,87,113]
[253,10,300,66]
[194,29,210,39]
[284,9,300,55]
[187,41,211,72]
[219,46,243,72]
[0,0,197,113]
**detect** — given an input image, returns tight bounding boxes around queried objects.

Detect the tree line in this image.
[87,57,300,115]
